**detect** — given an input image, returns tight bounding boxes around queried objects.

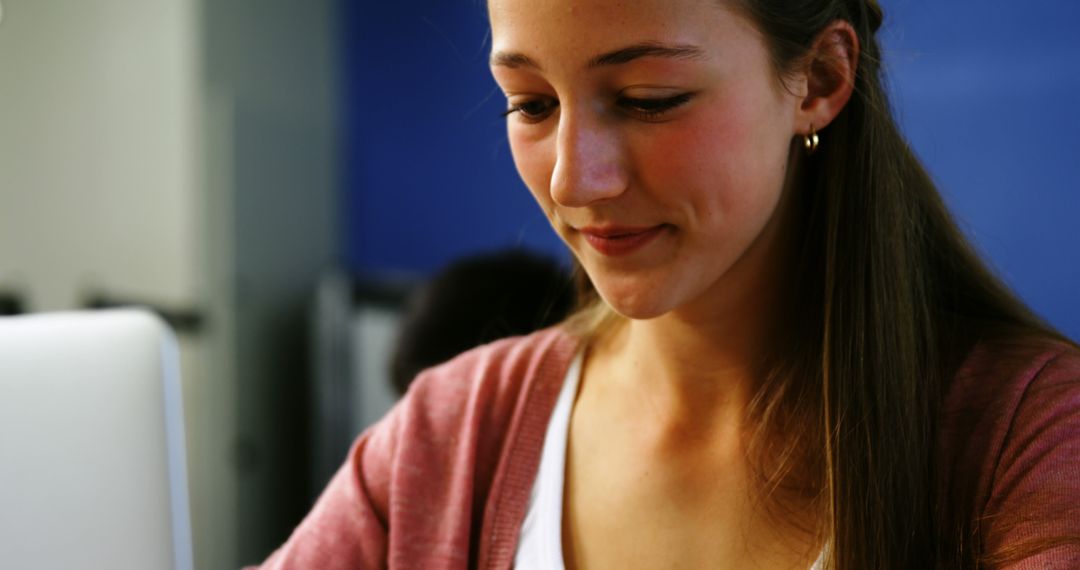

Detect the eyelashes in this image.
[621,92,695,119]
[502,92,696,123]
[501,99,558,122]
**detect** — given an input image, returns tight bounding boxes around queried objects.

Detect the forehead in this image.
[488,0,754,68]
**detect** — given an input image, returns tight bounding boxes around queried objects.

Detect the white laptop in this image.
[0,309,193,570]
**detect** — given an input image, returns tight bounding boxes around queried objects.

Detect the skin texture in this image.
[489,0,857,567]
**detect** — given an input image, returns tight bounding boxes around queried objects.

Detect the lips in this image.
[579,225,667,257]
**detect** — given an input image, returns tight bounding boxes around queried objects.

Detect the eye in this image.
[619,92,695,120]
[502,98,559,123]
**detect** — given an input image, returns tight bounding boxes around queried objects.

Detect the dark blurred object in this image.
[351,277,417,310]
[390,249,575,396]
[0,290,25,316]
[83,292,203,334]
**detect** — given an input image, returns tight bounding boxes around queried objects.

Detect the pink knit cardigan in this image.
[252,328,1080,569]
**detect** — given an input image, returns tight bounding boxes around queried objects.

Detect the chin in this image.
[594,285,673,321]
[580,260,689,321]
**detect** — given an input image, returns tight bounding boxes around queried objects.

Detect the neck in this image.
[634,292,773,415]
[587,158,799,434]
[586,266,783,446]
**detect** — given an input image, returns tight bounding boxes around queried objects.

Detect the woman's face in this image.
[489,0,802,320]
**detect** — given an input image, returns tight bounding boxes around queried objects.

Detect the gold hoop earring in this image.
[803,125,820,155]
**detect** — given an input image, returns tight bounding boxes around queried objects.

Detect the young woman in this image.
[254,0,1080,568]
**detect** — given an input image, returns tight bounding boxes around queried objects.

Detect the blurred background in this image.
[0,0,1076,568]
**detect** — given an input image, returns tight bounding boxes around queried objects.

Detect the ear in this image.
[795,20,859,136]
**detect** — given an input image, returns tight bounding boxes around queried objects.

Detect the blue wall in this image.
[881,1,1080,340]
[341,1,1079,339]
[341,0,566,276]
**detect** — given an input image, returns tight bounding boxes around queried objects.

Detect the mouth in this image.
[578,224,668,257]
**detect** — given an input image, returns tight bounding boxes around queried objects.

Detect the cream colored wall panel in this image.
[0,2,237,570]
[0,0,198,310]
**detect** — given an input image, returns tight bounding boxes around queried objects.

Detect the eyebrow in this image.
[489,41,706,71]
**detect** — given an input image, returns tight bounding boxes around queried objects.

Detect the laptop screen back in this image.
[0,310,193,570]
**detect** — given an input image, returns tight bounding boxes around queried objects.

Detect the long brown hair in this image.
[564,0,1077,567]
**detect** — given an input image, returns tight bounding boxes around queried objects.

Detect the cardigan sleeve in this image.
[980,347,1080,568]
[243,328,573,570]
[247,427,393,570]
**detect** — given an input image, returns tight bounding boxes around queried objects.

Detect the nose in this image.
[549,109,628,207]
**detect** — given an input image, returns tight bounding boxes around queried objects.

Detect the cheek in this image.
[636,95,790,223]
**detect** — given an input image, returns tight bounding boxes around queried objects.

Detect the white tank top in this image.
[513,352,825,569]
[514,351,582,569]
